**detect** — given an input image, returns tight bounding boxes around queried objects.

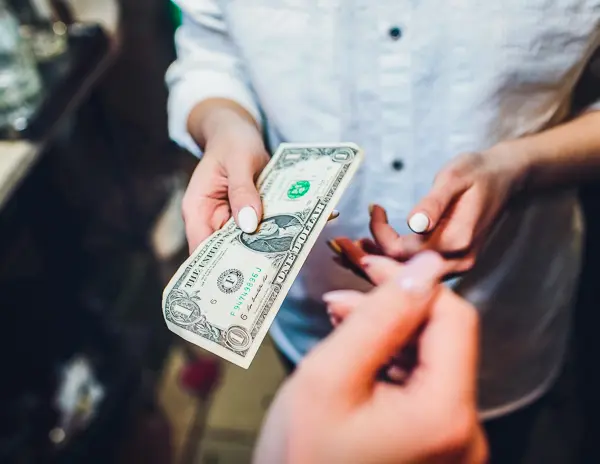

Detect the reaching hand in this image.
[254,252,487,464]
[369,151,525,276]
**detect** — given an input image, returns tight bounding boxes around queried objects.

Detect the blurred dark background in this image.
[0,1,599,463]
[0,1,198,462]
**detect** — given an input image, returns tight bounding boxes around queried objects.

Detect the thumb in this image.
[253,382,292,464]
[408,174,469,234]
[306,252,446,394]
[227,157,264,233]
[417,289,479,405]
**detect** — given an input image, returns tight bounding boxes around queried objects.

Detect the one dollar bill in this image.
[162,143,364,368]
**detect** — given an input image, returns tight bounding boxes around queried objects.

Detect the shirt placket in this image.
[377,2,414,227]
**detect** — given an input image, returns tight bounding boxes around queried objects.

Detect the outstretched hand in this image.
[253,252,487,464]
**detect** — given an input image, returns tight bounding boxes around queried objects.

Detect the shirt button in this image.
[392,159,404,171]
[389,26,402,40]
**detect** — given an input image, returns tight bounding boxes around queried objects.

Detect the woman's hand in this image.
[182,100,270,252]
[182,99,341,253]
[369,150,527,276]
[253,252,487,464]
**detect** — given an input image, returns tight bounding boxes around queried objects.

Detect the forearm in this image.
[166,1,262,155]
[187,98,261,150]
[495,110,600,192]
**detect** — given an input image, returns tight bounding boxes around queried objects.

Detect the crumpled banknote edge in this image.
[163,142,364,369]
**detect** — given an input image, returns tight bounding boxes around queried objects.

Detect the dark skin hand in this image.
[368,150,524,277]
[331,110,600,278]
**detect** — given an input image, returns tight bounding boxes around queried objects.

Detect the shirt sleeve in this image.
[166,0,262,157]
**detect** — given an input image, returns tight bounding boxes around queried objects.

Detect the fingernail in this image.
[387,365,410,383]
[329,210,340,221]
[327,239,342,255]
[238,206,259,233]
[408,212,430,234]
[396,251,444,293]
[325,305,341,325]
[368,203,375,215]
[322,290,358,304]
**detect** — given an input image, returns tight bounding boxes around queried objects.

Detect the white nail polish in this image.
[238,207,258,233]
[408,212,430,234]
[322,290,356,303]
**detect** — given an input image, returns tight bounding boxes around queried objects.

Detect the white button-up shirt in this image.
[167,0,600,419]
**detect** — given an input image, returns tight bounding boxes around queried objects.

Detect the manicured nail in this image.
[329,314,341,327]
[328,210,340,221]
[322,290,359,304]
[368,204,375,215]
[408,212,430,234]
[327,239,342,255]
[238,206,259,233]
[387,365,410,383]
[396,251,444,293]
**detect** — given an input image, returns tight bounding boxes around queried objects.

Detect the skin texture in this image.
[253,253,488,464]
[367,151,526,276]
[362,111,600,275]
[182,98,342,251]
[183,98,269,252]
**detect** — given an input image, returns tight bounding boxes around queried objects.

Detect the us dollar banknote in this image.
[162,143,364,368]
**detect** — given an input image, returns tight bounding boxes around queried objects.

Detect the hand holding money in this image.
[253,253,487,464]
[182,102,270,252]
[163,143,363,368]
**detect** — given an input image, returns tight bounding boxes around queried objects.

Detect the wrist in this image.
[187,98,261,149]
[486,111,600,192]
[484,138,536,197]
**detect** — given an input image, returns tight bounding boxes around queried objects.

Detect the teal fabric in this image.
[169,1,182,29]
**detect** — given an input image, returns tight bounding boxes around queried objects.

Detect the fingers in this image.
[228,158,342,233]
[418,289,479,405]
[183,197,231,253]
[426,188,484,254]
[368,204,395,244]
[407,169,470,234]
[328,234,466,286]
[304,252,446,394]
[440,251,477,276]
[328,238,372,282]
[361,254,405,285]
[185,221,214,253]
[369,204,401,256]
[369,204,422,259]
[333,237,368,269]
[323,290,365,326]
[182,159,223,252]
[357,238,383,255]
[368,203,478,275]
[227,157,265,234]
